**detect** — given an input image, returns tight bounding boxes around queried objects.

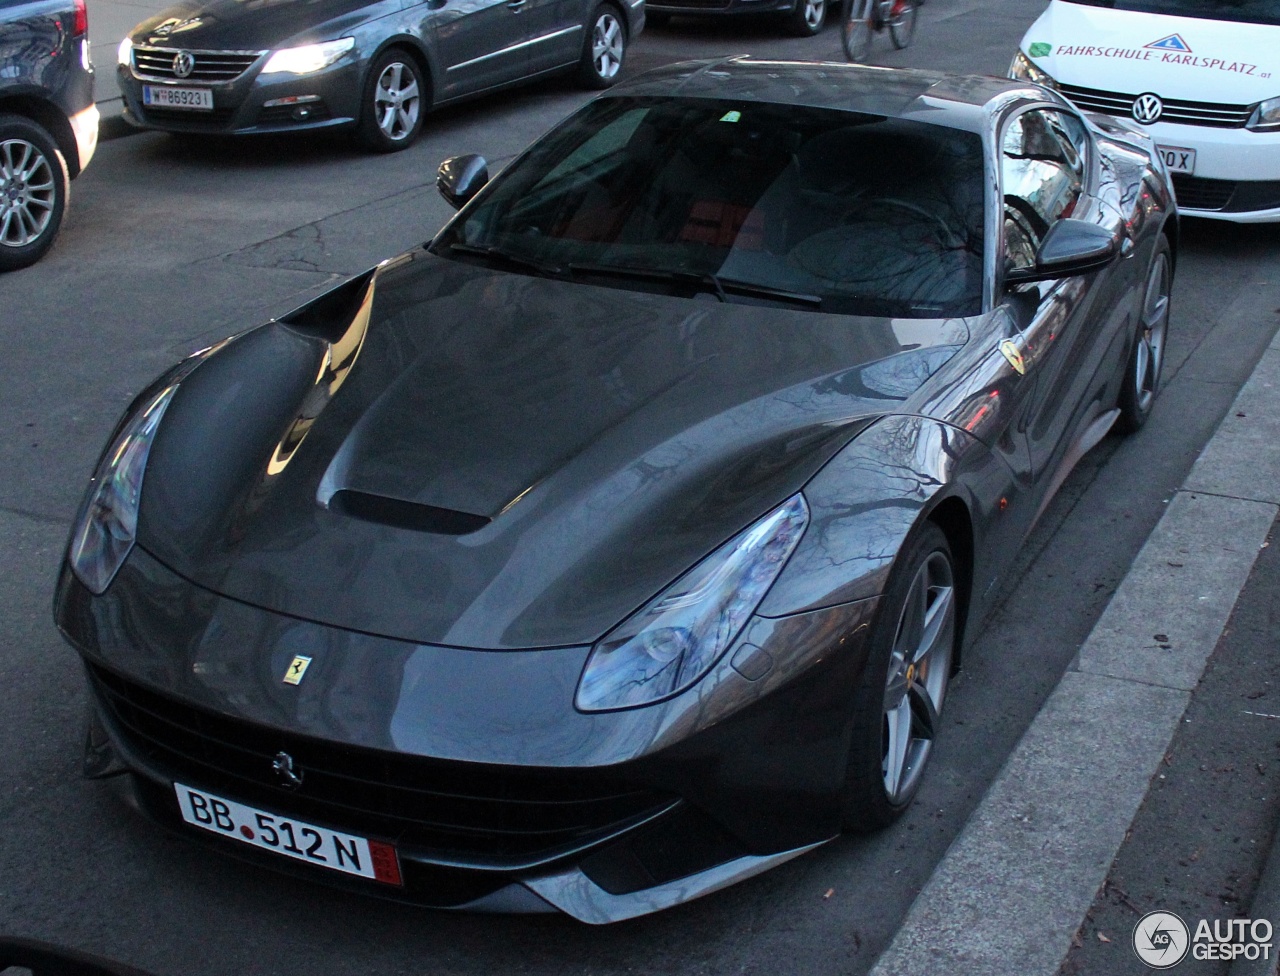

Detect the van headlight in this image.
[575,495,809,712]
[1009,51,1057,89]
[1248,96,1280,132]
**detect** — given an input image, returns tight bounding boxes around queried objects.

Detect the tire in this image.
[887,0,916,49]
[577,5,626,89]
[1115,237,1172,434]
[842,521,957,831]
[356,49,426,153]
[0,114,69,272]
[842,0,874,60]
[786,0,827,36]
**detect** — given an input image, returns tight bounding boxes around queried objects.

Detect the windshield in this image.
[1062,0,1280,26]
[434,97,987,318]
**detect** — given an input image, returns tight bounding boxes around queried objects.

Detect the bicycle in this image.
[842,0,918,62]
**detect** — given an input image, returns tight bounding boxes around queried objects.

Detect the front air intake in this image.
[328,489,491,535]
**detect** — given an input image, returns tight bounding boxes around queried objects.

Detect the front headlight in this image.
[1009,51,1057,89]
[67,349,215,594]
[575,494,809,712]
[117,36,132,66]
[1248,96,1280,132]
[261,37,354,75]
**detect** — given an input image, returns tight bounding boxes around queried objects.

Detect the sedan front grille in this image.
[89,664,673,866]
[1060,83,1253,129]
[132,46,263,83]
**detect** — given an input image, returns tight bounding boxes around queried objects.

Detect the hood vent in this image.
[328,489,491,536]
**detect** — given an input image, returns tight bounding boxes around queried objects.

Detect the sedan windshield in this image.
[435,97,987,318]
[1063,0,1280,26]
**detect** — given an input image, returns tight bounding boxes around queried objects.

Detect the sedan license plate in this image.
[174,783,402,885]
[142,85,213,111]
[1156,145,1196,175]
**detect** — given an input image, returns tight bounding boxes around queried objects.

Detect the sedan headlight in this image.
[1009,51,1057,89]
[261,37,354,75]
[1248,96,1280,132]
[67,351,212,594]
[575,494,809,712]
[117,37,132,66]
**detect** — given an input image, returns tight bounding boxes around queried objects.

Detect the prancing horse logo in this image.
[272,751,304,790]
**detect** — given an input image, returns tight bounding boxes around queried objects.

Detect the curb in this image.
[870,323,1280,974]
[1232,833,1280,976]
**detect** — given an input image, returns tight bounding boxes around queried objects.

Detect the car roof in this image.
[606,57,1043,133]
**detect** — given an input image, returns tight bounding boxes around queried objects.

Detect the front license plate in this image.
[174,783,402,885]
[142,85,213,111]
[1156,144,1196,175]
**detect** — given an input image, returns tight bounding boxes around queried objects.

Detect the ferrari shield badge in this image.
[999,339,1027,375]
[283,655,312,686]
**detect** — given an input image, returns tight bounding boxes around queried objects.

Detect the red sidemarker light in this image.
[369,840,403,886]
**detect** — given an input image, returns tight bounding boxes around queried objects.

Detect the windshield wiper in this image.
[567,263,823,309]
[440,242,565,278]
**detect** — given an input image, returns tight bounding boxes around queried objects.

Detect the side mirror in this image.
[437,154,489,210]
[1006,218,1118,285]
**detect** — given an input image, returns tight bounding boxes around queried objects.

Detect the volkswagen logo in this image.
[1132,92,1164,125]
[172,51,196,79]
[272,751,304,790]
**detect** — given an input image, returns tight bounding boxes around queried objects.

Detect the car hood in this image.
[130,0,387,52]
[1026,1,1280,102]
[137,249,970,648]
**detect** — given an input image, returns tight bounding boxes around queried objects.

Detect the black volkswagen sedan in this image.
[56,59,1175,921]
[115,0,642,150]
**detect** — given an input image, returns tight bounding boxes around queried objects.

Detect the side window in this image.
[1001,109,1086,271]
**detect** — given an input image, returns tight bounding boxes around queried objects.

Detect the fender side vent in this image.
[328,489,491,535]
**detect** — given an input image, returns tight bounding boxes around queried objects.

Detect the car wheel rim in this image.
[0,138,55,249]
[881,550,954,805]
[374,62,421,142]
[593,14,623,79]
[803,0,824,29]
[1135,252,1170,413]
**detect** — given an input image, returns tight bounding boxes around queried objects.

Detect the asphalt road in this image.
[3,2,1280,973]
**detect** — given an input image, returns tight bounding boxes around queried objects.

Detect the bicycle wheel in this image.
[843,0,875,61]
[887,0,917,49]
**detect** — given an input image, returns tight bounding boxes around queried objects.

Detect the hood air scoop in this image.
[327,489,491,536]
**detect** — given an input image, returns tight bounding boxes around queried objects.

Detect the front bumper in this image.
[116,57,363,136]
[646,0,796,15]
[57,547,876,919]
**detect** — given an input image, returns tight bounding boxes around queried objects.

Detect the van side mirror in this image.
[1006,218,1118,285]
[437,154,489,210]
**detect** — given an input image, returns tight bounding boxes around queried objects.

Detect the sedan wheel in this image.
[1116,238,1172,433]
[356,51,426,153]
[787,0,827,36]
[0,115,68,272]
[843,522,956,830]
[578,6,626,89]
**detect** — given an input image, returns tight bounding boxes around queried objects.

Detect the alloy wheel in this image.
[592,13,624,81]
[374,62,421,143]
[881,550,955,804]
[1135,251,1170,413]
[0,138,55,249]
[801,0,825,30]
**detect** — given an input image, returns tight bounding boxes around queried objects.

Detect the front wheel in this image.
[0,114,69,272]
[786,0,827,36]
[356,50,426,153]
[842,0,874,61]
[842,521,957,831]
[887,0,917,49]
[577,5,626,89]
[1115,238,1172,433]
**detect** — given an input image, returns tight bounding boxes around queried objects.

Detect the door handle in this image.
[1119,237,1135,258]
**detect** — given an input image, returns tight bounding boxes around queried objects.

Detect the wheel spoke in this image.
[883,700,912,799]
[883,650,908,711]
[908,678,940,741]
[914,583,954,664]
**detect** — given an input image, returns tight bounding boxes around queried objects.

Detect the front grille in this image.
[89,664,672,865]
[1171,174,1236,211]
[1060,83,1253,128]
[132,46,262,83]
[139,105,236,127]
